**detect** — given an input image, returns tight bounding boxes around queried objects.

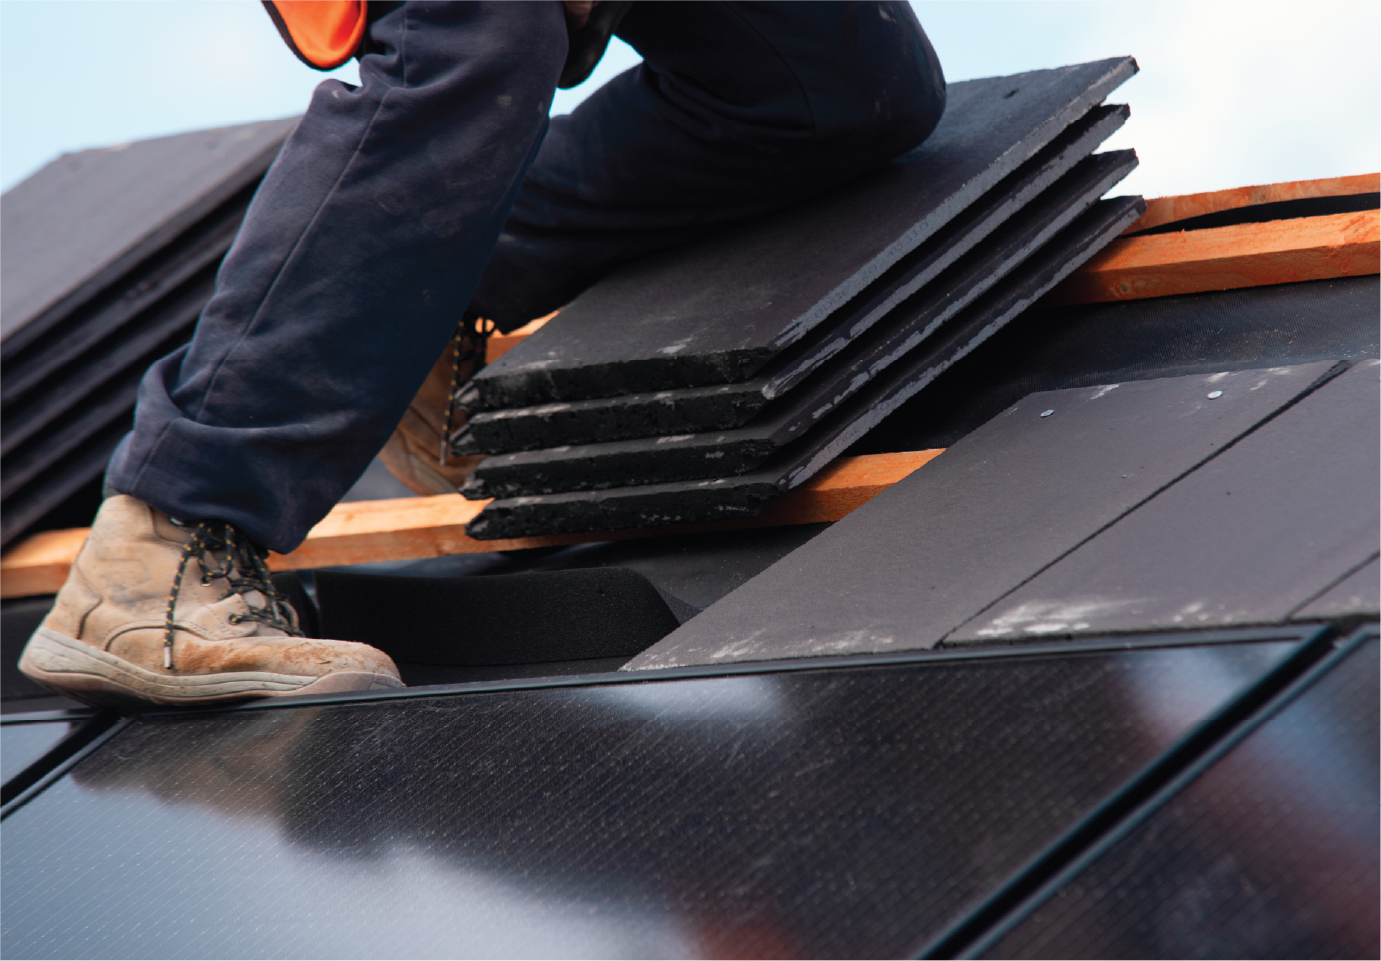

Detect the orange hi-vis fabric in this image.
[263,1,368,71]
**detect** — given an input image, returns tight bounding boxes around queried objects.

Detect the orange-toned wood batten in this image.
[1045,207,1379,307]
[494,209,1381,321]
[485,311,555,362]
[0,449,943,599]
[1124,172,1378,235]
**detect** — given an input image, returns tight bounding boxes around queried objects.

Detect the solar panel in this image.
[0,634,1311,959]
[0,722,73,786]
[972,632,1379,960]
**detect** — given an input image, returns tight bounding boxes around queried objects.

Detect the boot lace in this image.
[163,520,303,670]
[440,312,493,465]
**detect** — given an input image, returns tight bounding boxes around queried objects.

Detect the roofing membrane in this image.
[315,566,682,680]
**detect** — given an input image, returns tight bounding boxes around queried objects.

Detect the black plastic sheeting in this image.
[1,635,1305,960]
[973,632,1379,960]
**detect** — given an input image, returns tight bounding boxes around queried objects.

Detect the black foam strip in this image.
[314,567,681,665]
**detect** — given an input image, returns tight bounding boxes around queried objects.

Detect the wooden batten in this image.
[485,312,555,363]
[1126,173,1379,235]
[0,449,944,599]
[1046,208,1379,306]
[0,528,88,601]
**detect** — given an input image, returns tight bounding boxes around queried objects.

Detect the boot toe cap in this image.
[280,639,403,683]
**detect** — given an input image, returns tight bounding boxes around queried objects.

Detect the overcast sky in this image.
[2,1,1377,199]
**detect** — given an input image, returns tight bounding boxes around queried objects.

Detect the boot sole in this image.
[19,625,404,711]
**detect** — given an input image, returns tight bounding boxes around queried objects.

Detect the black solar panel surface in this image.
[975,635,1379,960]
[1,638,1300,959]
[0,722,71,786]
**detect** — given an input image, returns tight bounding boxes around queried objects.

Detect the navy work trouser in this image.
[107,1,946,553]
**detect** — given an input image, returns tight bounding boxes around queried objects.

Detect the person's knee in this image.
[360,1,567,102]
[819,2,947,163]
[877,3,947,154]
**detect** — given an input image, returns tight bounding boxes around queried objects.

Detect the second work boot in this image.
[19,495,403,710]
[379,319,488,496]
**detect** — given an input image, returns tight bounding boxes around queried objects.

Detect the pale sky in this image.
[1,1,1377,199]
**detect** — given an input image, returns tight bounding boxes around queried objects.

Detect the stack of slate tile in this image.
[458,58,1146,539]
[0,119,296,548]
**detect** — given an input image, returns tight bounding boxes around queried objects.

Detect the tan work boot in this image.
[379,319,488,496]
[18,495,403,710]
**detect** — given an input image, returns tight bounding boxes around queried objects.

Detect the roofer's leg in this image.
[383,1,946,494]
[19,2,568,708]
[468,0,947,330]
